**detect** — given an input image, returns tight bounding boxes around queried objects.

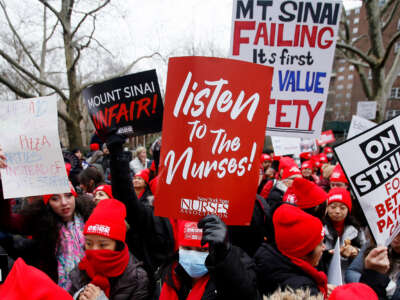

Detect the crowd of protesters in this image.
[0,133,397,300]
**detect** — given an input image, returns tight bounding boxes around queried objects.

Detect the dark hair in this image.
[78,166,105,192]
[303,201,327,221]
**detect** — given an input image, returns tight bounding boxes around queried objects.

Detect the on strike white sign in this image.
[0,96,70,199]
[230,0,341,138]
[357,101,377,120]
[334,115,400,245]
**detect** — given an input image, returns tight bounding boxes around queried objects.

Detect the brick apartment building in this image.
[325,2,400,128]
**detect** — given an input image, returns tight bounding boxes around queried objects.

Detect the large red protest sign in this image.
[82,70,163,137]
[154,57,273,225]
[230,0,342,138]
[334,115,400,245]
[316,130,336,146]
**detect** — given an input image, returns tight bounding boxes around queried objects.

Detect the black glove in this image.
[106,132,126,153]
[198,215,231,261]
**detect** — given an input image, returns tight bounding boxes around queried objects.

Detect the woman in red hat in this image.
[254,204,329,298]
[0,147,95,290]
[322,188,366,279]
[132,169,153,206]
[68,198,149,300]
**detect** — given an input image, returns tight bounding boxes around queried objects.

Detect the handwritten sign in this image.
[357,101,377,120]
[334,115,400,245]
[0,96,70,199]
[230,0,342,138]
[347,115,376,139]
[82,70,163,137]
[271,136,301,156]
[154,57,273,225]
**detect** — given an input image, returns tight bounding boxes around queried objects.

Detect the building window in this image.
[390,87,400,99]
[354,18,359,24]
[355,8,360,14]
[339,59,346,64]
[386,110,400,120]
[347,84,353,89]
[348,74,354,80]
[336,93,343,99]
[338,75,344,81]
[349,65,355,71]
[346,93,351,98]
[338,66,345,72]
[353,27,358,34]
[368,70,372,79]
[395,42,400,53]
[352,37,358,42]
[337,84,344,90]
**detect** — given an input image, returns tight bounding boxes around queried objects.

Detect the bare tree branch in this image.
[384,50,400,91]
[45,19,59,43]
[78,52,163,93]
[336,42,376,65]
[379,31,400,68]
[71,0,110,37]
[382,0,400,31]
[380,0,397,17]
[0,75,36,98]
[0,1,41,71]
[58,109,74,126]
[38,0,69,34]
[0,49,68,101]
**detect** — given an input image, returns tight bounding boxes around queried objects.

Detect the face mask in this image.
[178,248,209,278]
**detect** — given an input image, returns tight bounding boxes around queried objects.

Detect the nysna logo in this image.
[184,222,203,241]
[331,172,340,179]
[87,224,110,236]
[180,197,229,219]
[329,194,343,201]
[290,167,300,172]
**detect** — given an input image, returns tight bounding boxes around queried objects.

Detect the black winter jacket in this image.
[68,252,150,300]
[254,243,322,297]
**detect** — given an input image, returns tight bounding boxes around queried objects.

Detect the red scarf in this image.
[287,255,328,298]
[159,264,210,300]
[332,220,345,237]
[78,244,130,297]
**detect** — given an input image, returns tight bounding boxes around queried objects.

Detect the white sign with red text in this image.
[230,0,342,138]
[334,115,400,245]
[0,96,70,199]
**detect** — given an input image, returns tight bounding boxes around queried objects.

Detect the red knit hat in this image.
[329,283,377,300]
[84,198,126,242]
[324,147,333,154]
[0,258,73,300]
[260,153,272,162]
[278,157,297,174]
[299,152,312,161]
[65,162,71,177]
[274,204,324,258]
[327,187,352,212]
[90,143,100,151]
[93,184,113,199]
[301,160,313,170]
[135,169,150,184]
[292,177,328,209]
[177,220,206,248]
[330,164,349,184]
[42,181,78,205]
[319,153,328,164]
[281,166,302,180]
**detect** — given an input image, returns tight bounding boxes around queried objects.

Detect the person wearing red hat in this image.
[132,169,153,206]
[329,164,349,190]
[324,147,335,162]
[254,204,328,297]
[301,160,320,184]
[258,153,276,195]
[93,184,113,205]
[68,198,149,300]
[323,188,366,278]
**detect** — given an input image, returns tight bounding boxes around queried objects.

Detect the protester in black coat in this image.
[254,204,328,298]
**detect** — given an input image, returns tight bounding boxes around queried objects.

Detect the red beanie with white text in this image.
[330,164,349,184]
[327,187,352,212]
[84,198,126,242]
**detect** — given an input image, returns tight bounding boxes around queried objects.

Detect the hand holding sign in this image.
[364,246,390,274]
